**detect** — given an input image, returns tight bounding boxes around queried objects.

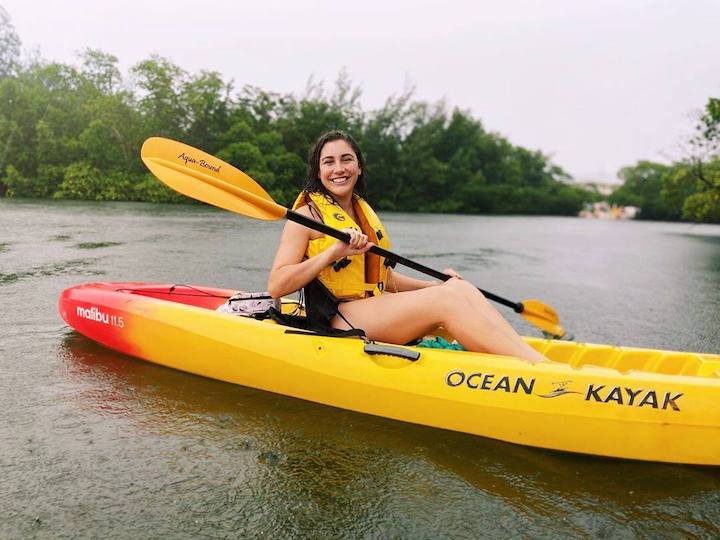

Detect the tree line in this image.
[1,8,716,221]
[608,98,720,223]
[0,9,594,215]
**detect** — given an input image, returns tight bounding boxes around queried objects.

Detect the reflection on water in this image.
[2,199,719,538]
[53,333,720,538]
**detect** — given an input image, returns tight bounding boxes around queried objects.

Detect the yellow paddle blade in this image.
[520,299,565,338]
[140,137,285,221]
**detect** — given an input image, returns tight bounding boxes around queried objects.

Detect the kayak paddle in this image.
[140,136,566,338]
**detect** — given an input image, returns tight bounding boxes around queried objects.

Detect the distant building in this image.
[569,179,639,219]
[579,201,639,220]
[575,181,621,197]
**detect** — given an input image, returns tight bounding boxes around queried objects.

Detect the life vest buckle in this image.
[333,257,352,272]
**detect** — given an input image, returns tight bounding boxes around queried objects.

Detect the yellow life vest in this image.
[292,191,392,299]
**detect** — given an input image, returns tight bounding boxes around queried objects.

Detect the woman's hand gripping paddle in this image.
[141,136,566,338]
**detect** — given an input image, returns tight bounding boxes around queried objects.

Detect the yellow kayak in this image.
[58,282,720,466]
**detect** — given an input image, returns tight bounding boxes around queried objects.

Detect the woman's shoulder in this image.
[294,203,318,219]
[290,203,324,240]
[296,195,326,221]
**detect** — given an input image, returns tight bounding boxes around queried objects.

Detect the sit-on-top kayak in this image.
[59,282,720,466]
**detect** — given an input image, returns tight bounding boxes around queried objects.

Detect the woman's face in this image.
[318,139,361,200]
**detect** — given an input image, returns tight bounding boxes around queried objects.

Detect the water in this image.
[2,198,719,538]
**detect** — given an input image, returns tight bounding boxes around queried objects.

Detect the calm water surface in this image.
[1,199,719,538]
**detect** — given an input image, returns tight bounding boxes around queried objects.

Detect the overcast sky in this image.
[4,0,720,182]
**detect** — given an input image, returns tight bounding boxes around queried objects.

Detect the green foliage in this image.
[669,159,720,222]
[0,6,21,78]
[0,30,596,215]
[79,49,122,95]
[682,189,720,222]
[182,70,230,153]
[662,163,701,215]
[609,161,679,220]
[53,161,109,200]
[130,55,187,139]
[53,161,142,201]
[683,97,720,222]
[611,95,720,223]
[132,174,186,203]
[699,97,720,149]
[610,158,720,223]
[4,164,42,197]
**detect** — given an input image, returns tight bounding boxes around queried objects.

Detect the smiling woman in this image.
[267,130,547,362]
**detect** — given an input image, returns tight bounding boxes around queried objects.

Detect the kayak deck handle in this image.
[363,343,420,362]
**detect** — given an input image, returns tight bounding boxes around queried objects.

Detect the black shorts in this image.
[303,279,340,326]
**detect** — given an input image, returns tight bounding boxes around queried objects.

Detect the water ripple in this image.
[0,259,105,285]
[74,242,124,250]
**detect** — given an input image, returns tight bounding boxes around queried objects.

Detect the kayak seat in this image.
[268,308,366,339]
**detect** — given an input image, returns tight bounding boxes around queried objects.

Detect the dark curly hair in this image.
[302,130,366,200]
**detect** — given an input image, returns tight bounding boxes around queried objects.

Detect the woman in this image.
[268,131,546,363]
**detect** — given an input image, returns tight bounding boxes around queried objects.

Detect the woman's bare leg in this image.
[443,278,519,337]
[442,278,545,361]
[332,283,545,363]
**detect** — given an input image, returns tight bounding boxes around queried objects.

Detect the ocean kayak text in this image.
[445,370,683,411]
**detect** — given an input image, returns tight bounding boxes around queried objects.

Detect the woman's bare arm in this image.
[267,205,372,298]
[386,266,464,292]
[385,268,439,293]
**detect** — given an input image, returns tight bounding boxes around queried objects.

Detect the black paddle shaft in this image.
[286,209,524,313]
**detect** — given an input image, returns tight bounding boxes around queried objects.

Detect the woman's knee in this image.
[443,277,484,299]
[426,280,470,315]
